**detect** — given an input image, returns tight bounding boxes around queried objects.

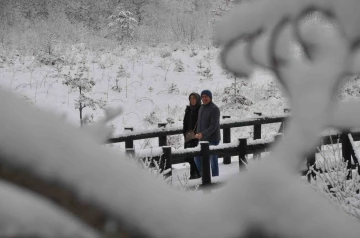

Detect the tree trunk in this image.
[80,107,83,127]
[79,87,83,127]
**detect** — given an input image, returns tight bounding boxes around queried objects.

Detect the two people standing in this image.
[183,90,221,179]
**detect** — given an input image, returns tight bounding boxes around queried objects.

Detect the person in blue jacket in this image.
[194,90,221,177]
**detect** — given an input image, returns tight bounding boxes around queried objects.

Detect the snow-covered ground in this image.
[172,156,261,189]
[0,45,285,134]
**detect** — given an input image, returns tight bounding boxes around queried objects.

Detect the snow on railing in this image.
[107,113,288,143]
[135,147,163,158]
[136,137,276,158]
[135,136,276,159]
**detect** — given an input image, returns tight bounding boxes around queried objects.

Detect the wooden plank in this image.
[107,115,288,143]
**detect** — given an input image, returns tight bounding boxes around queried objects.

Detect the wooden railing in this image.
[107,109,290,163]
[152,136,279,186]
[107,110,360,187]
[137,131,360,187]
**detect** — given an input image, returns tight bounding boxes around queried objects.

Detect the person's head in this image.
[189,93,201,107]
[201,90,212,105]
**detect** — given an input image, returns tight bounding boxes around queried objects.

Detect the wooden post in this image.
[341,132,352,180]
[125,148,135,159]
[238,138,247,171]
[222,115,231,164]
[350,142,360,176]
[124,127,134,157]
[350,144,359,165]
[161,146,172,180]
[306,152,316,182]
[200,142,211,186]
[348,133,360,176]
[158,123,167,147]
[278,108,290,134]
[253,112,262,159]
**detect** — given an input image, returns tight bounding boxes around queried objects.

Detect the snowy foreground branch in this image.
[0,89,193,237]
[0,92,359,237]
[2,0,360,237]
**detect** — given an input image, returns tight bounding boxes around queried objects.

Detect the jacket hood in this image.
[189,93,201,108]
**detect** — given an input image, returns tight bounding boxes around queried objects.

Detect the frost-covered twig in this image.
[309,138,360,219]
[164,62,172,81]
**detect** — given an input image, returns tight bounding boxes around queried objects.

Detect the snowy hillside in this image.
[0,45,288,151]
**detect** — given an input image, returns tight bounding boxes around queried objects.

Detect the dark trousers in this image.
[184,157,200,176]
[184,140,200,176]
[194,140,220,177]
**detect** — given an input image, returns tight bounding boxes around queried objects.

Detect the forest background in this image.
[0,0,231,53]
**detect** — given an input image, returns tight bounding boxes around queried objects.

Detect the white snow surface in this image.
[0,180,99,238]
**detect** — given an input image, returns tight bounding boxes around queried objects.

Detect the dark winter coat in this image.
[183,93,201,148]
[196,101,221,142]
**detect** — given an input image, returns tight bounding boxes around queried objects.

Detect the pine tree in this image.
[63,59,105,126]
[107,9,138,41]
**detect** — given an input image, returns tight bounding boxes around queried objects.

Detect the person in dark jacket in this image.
[183,93,201,179]
[194,90,221,176]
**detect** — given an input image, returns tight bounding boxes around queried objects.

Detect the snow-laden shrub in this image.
[200,67,213,80]
[222,94,253,105]
[159,50,172,58]
[196,61,213,80]
[0,52,6,68]
[138,156,193,191]
[138,157,172,184]
[308,141,360,219]
[196,61,205,72]
[211,0,236,25]
[37,53,65,66]
[190,48,198,57]
[167,83,179,94]
[262,81,285,100]
[167,134,183,149]
[143,111,160,125]
[157,58,172,70]
[173,59,184,72]
[337,76,360,100]
[222,80,253,105]
[112,65,128,93]
[166,117,175,125]
[203,51,214,63]
[107,10,138,41]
